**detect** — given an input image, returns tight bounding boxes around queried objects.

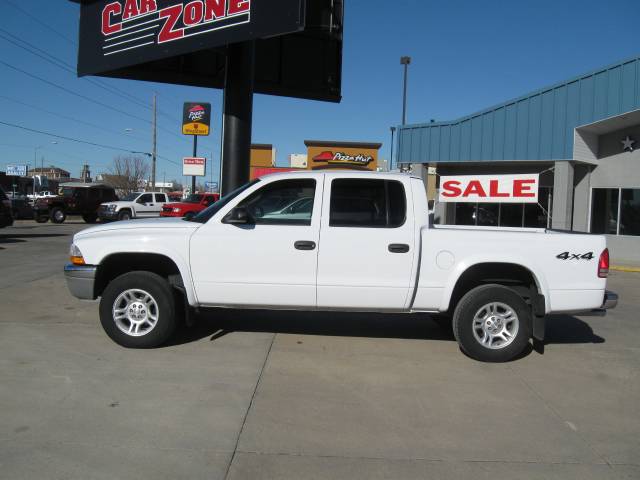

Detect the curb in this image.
[611,265,640,273]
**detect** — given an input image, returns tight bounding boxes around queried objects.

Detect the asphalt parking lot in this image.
[0,219,639,480]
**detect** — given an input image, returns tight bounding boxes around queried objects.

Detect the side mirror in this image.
[223,206,253,225]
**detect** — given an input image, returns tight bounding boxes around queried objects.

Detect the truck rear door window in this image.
[329,179,406,228]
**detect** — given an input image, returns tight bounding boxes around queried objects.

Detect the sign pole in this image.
[221,41,255,196]
[192,136,198,194]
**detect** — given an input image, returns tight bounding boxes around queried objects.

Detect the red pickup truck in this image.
[160,193,219,220]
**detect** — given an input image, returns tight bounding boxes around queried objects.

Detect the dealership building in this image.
[398,56,640,264]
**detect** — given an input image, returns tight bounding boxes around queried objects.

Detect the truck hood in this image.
[75,217,201,238]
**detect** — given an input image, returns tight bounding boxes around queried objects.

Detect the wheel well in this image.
[447,263,539,313]
[94,253,181,298]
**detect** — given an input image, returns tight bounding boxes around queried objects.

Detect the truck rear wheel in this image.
[50,207,66,224]
[99,271,177,348]
[453,284,530,362]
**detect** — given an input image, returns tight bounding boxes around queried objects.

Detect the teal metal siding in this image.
[398,56,640,164]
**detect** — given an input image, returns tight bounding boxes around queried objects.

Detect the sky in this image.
[0,0,639,185]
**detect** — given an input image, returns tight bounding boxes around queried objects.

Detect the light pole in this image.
[400,56,411,172]
[390,126,396,172]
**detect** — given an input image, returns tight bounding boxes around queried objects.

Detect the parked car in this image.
[65,172,617,362]
[160,193,219,220]
[34,183,118,224]
[0,186,14,228]
[98,192,169,221]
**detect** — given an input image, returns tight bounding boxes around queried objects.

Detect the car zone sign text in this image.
[101,0,251,50]
[438,174,539,203]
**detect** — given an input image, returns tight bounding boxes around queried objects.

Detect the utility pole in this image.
[151,93,157,192]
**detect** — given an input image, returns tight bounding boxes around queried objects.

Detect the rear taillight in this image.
[598,248,609,278]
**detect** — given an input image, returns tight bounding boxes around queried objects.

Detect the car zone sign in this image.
[76,0,305,77]
[438,174,539,204]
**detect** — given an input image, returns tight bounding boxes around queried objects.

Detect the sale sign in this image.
[438,174,539,203]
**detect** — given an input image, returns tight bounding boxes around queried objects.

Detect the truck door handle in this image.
[388,243,410,253]
[295,241,316,251]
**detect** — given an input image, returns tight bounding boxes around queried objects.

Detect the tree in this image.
[170,179,183,191]
[104,155,150,196]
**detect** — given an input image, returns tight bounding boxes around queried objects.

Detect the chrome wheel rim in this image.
[112,289,159,337]
[54,210,64,221]
[472,302,519,350]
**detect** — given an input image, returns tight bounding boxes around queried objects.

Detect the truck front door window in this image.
[237,179,316,225]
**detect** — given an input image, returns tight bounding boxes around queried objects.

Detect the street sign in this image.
[182,102,211,136]
[183,157,206,177]
[6,164,28,176]
[205,181,218,192]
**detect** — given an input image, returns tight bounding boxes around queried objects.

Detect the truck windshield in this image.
[121,193,141,201]
[190,179,260,223]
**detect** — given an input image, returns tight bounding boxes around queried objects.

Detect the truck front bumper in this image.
[64,264,97,300]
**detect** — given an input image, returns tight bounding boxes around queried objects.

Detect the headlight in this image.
[172,208,181,213]
[107,204,117,211]
[69,244,85,265]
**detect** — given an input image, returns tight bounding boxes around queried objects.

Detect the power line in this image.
[0,59,154,126]
[6,0,77,46]
[0,120,152,156]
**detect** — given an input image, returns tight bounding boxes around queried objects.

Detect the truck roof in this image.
[256,171,421,181]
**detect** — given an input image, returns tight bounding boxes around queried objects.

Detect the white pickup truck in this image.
[64,172,617,362]
[98,192,169,221]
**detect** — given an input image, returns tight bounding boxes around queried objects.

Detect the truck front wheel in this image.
[50,207,66,224]
[118,210,132,221]
[453,284,531,362]
[99,271,177,348]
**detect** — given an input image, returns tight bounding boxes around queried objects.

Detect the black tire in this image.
[35,215,49,223]
[184,211,195,221]
[99,271,177,348]
[82,213,98,224]
[453,284,531,362]
[118,209,132,221]
[50,207,66,224]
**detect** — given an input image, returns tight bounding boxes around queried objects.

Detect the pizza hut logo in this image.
[188,105,206,122]
[313,151,374,166]
[101,0,251,57]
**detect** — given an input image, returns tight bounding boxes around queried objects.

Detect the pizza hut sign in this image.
[438,174,539,204]
[313,151,374,167]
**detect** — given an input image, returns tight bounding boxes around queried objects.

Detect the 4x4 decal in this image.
[556,252,594,261]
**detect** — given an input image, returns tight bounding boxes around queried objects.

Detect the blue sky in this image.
[0,0,638,184]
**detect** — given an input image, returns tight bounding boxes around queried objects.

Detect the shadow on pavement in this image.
[0,233,69,242]
[169,309,454,346]
[544,314,605,344]
[168,310,606,352]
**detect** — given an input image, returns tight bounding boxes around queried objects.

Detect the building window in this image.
[450,187,553,228]
[592,188,640,236]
